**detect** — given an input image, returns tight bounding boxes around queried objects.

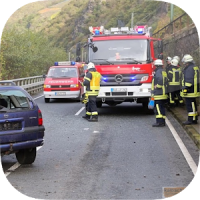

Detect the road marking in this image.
[33,94,44,100]
[5,162,21,177]
[75,106,85,115]
[166,117,197,175]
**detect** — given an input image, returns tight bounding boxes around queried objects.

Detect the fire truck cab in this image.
[76,25,163,108]
[43,61,85,103]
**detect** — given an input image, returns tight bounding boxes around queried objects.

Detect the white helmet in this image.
[171,59,178,66]
[154,59,163,66]
[173,56,180,62]
[166,57,172,62]
[87,62,95,69]
[182,54,193,63]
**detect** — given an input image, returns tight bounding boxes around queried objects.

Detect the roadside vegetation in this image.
[0,0,187,80]
[0,28,66,80]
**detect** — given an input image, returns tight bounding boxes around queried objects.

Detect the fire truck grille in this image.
[101,74,148,86]
[51,85,70,88]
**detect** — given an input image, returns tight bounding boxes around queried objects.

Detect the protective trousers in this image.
[185,98,198,122]
[86,95,98,117]
[155,100,166,124]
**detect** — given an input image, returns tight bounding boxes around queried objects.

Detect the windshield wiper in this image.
[92,59,114,65]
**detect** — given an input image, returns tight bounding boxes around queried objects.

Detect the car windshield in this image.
[0,89,33,111]
[90,39,148,63]
[47,67,78,78]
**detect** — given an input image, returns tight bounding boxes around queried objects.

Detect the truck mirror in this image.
[158,54,163,60]
[158,40,163,53]
[93,46,98,52]
[76,43,81,57]
[76,56,80,62]
[42,74,46,78]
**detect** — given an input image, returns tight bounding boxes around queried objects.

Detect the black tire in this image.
[15,147,36,164]
[142,102,148,109]
[96,101,102,108]
[45,98,50,103]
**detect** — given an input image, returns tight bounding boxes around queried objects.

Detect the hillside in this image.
[4,0,187,48]
[4,0,70,32]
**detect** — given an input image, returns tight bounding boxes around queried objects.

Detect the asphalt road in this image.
[1,94,199,199]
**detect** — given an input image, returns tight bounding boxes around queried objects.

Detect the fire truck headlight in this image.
[70,84,78,88]
[140,88,151,93]
[44,85,51,88]
[140,76,148,82]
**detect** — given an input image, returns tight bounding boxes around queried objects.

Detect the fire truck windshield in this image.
[90,39,148,63]
[47,67,77,78]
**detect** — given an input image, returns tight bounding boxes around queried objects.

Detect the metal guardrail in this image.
[153,12,194,39]
[5,76,45,94]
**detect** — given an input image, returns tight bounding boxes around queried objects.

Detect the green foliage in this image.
[1,0,191,80]
[0,28,66,80]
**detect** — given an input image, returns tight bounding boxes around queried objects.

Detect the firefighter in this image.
[151,59,168,127]
[165,56,172,74]
[181,54,200,125]
[82,62,101,122]
[172,56,184,105]
[167,58,184,107]
[173,56,181,68]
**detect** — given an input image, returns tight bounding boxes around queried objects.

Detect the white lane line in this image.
[33,94,44,100]
[5,162,21,177]
[75,106,85,115]
[166,117,197,175]
[4,95,44,176]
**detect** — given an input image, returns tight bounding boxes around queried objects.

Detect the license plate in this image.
[111,88,127,92]
[55,92,66,96]
[0,122,22,131]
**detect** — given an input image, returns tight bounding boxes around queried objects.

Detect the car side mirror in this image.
[42,74,46,78]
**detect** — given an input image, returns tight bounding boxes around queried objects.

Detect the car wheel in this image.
[15,147,36,164]
[45,98,50,103]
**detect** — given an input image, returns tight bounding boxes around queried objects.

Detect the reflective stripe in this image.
[169,93,175,103]
[185,82,192,87]
[169,82,180,85]
[86,111,92,115]
[188,112,196,116]
[192,102,196,120]
[84,77,91,81]
[91,112,98,115]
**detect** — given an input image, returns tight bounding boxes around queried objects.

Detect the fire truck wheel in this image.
[44,98,50,103]
[96,101,102,108]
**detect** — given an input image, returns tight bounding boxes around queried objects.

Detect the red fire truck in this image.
[76,25,163,108]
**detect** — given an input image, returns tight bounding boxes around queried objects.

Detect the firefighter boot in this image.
[82,114,90,120]
[88,115,98,122]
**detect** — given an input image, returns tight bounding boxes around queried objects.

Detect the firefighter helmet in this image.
[173,56,180,62]
[87,62,95,69]
[154,59,163,66]
[182,54,193,63]
[171,59,178,66]
[166,57,172,62]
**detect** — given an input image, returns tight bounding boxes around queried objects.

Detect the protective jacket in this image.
[167,65,181,92]
[83,68,101,96]
[181,63,200,98]
[151,66,168,100]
